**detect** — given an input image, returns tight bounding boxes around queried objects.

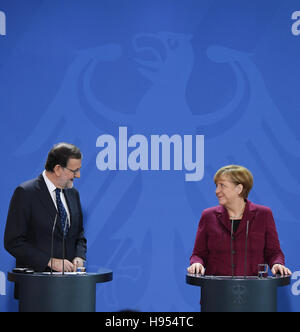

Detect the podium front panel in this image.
[8,270,113,312]
[186,275,291,312]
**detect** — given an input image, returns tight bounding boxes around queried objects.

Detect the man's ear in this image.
[53,164,62,176]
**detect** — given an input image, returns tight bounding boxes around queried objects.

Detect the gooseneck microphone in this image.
[230,220,234,278]
[243,220,249,278]
[50,214,58,274]
[231,219,250,278]
[62,216,69,275]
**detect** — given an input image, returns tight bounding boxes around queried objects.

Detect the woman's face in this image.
[215,175,243,207]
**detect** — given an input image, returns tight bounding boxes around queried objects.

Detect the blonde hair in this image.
[214,165,253,199]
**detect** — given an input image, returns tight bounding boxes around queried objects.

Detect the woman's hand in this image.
[187,263,205,275]
[271,264,292,276]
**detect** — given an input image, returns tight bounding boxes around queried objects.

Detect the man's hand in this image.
[48,258,74,272]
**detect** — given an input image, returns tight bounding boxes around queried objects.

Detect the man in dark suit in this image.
[4,143,87,273]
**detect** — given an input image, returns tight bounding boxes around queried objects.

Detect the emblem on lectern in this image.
[232,284,247,304]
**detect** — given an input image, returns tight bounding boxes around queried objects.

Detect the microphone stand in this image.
[62,216,69,275]
[50,214,58,275]
[243,220,249,279]
[230,220,234,278]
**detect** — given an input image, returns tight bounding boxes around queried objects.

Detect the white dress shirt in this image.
[42,170,71,226]
[43,171,85,265]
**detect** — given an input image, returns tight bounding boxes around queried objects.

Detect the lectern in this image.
[186,274,290,312]
[8,269,113,312]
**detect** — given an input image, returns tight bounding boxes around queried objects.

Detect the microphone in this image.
[62,216,69,275]
[50,214,58,274]
[243,220,249,278]
[230,220,234,278]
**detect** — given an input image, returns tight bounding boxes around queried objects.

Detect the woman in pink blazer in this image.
[187,165,291,277]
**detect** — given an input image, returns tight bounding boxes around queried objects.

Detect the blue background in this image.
[0,0,300,312]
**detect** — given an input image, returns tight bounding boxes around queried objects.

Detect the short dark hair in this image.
[45,143,82,172]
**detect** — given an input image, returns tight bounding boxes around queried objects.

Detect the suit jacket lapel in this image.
[215,205,232,233]
[235,200,256,236]
[35,174,57,219]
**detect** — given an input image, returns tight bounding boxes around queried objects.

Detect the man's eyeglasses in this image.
[64,167,81,176]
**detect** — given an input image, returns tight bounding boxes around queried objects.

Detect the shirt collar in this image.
[42,170,57,193]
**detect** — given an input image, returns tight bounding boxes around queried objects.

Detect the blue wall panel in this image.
[0,0,299,311]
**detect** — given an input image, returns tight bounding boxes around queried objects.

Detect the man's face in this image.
[56,158,82,189]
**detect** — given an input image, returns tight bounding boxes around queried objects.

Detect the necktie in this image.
[55,188,68,236]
